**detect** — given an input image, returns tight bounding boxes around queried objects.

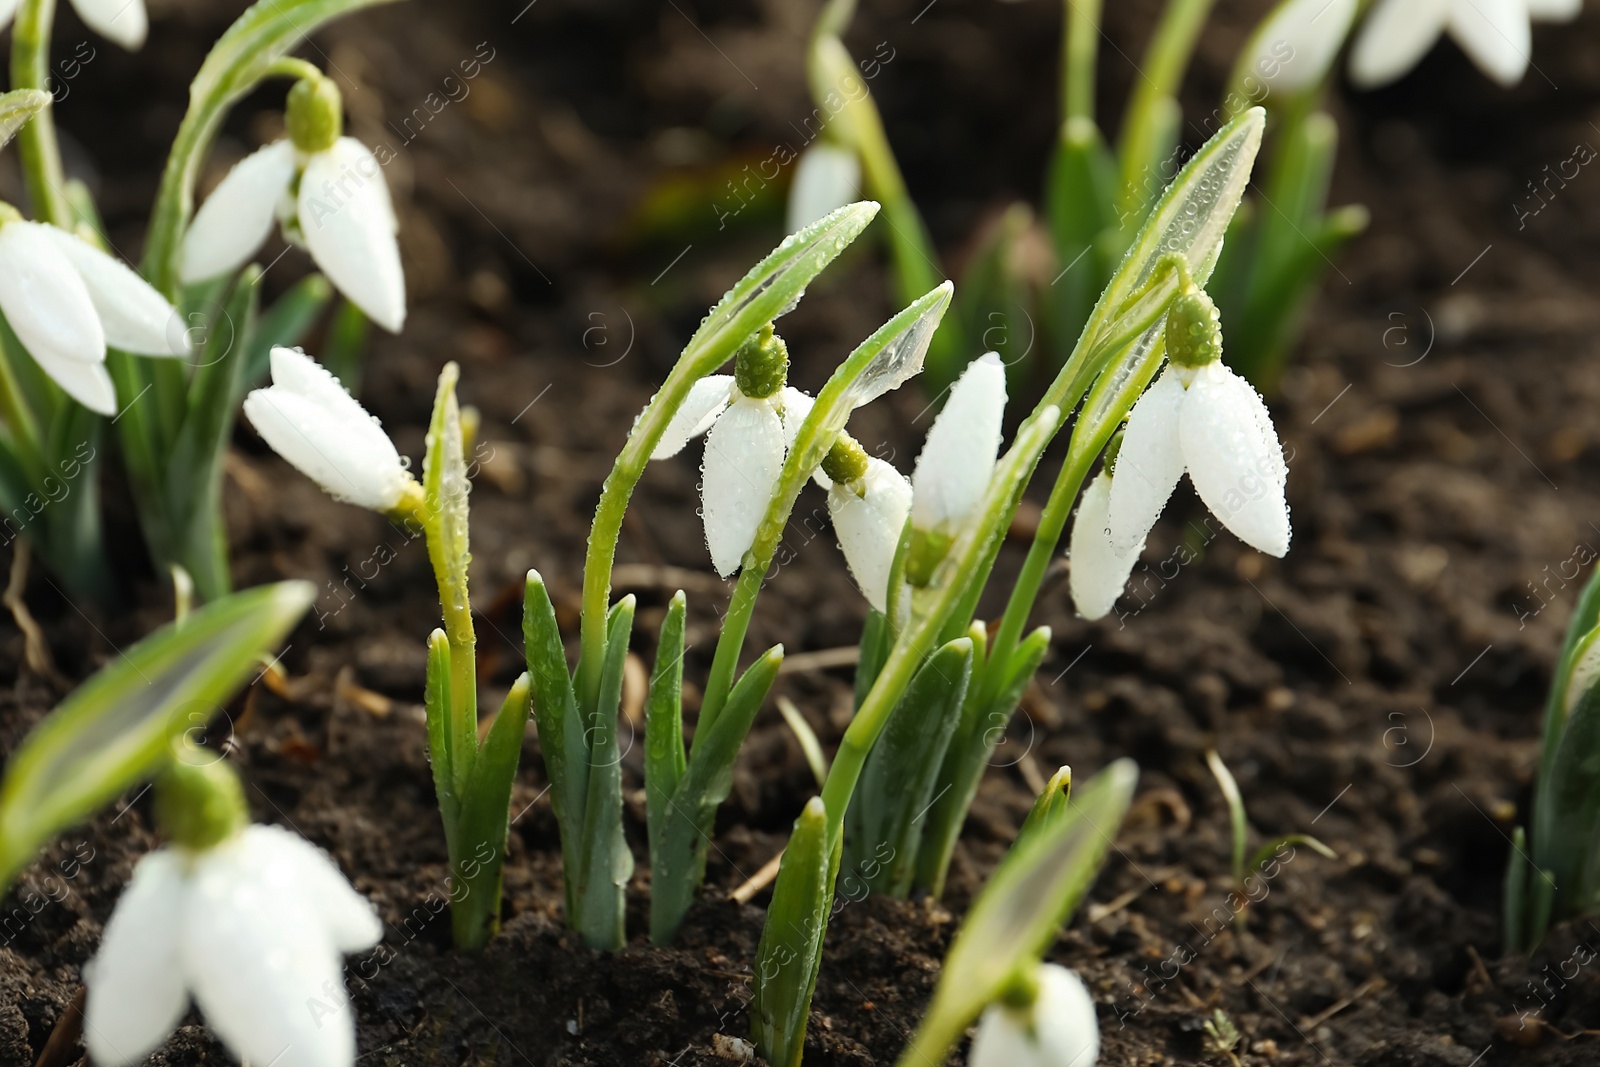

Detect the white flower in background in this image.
[0,0,146,49]
[0,215,189,415]
[911,352,1006,536]
[969,964,1100,1067]
[652,326,812,576]
[1106,288,1290,561]
[786,143,861,234]
[1067,470,1144,621]
[181,73,405,332]
[1241,0,1359,94]
[1349,0,1579,90]
[244,346,415,512]
[84,824,382,1067]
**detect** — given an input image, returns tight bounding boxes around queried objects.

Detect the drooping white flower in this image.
[911,352,1006,535]
[1068,471,1145,621]
[970,964,1100,1067]
[828,453,913,613]
[0,218,189,414]
[1241,0,1360,94]
[653,371,814,577]
[1348,0,1575,90]
[1107,359,1289,559]
[181,75,404,332]
[0,0,147,49]
[243,346,415,512]
[83,824,381,1067]
[786,143,862,234]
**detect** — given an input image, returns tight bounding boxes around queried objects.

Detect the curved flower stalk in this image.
[0,211,190,414]
[969,965,1100,1067]
[85,756,381,1067]
[1350,0,1579,89]
[243,346,418,514]
[182,69,405,332]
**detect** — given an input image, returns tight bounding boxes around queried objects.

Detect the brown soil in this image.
[6,0,1600,1065]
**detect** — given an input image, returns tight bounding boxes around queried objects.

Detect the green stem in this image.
[698,563,761,736]
[11,0,68,227]
[1063,0,1102,123]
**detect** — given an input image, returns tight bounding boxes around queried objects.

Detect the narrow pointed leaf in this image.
[752,796,840,1067]
[848,636,972,896]
[575,596,636,949]
[898,760,1138,1067]
[452,674,532,950]
[0,581,314,890]
[524,569,589,891]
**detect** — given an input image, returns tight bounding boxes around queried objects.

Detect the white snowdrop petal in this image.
[300,138,406,333]
[250,825,382,953]
[911,353,1006,531]
[244,387,408,510]
[41,226,188,356]
[829,458,912,613]
[1248,0,1359,93]
[1348,0,1449,88]
[701,397,785,577]
[181,140,296,283]
[83,851,189,1067]
[1106,367,1186,553]
[1527,0,1581,21]
[1068,472,1143,622]
[970,965,1100,1067]
[786,143,862,234]
[1179,362,1290,557]
[1446,0,1531,87]
[31,345,118,414]
[0,0,19,34]
[182,830,358,1067]
[269,345,374,424]
[0,223,115,412]
[70,0,146,49]
[651,375,734,460]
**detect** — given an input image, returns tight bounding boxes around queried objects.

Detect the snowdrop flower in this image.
[244,346,419,514]
[181,72,405,332]
[652,324,815,576]
[786,143,861,234]
[821,433,912,612]
[1106,285,1290,563]
[1349,0,1578,90]
[970,964,1099,1067]
[0,0,147,49]
[84,756,381,1067]
[902,352,1006,583]
[1068,469,1144,621]
[0,207,189,415]
[1241,0,1359,94]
